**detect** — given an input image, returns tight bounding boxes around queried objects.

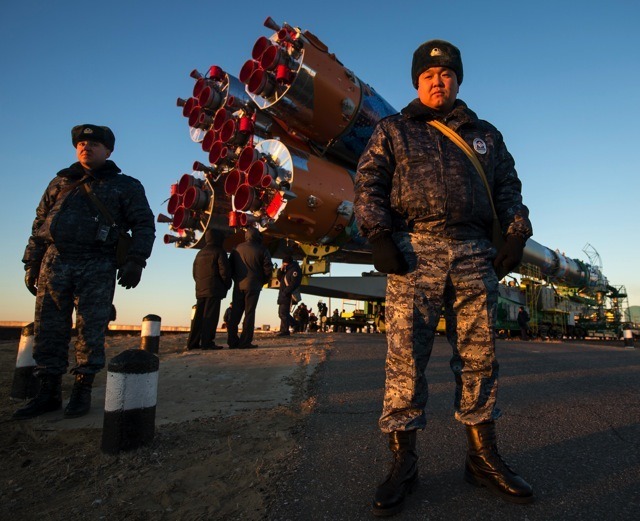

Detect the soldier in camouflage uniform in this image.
[354,41,534,516]
[14,124,155,420]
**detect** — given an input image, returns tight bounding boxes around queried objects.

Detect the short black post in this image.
[11,323,39,400]
[140,314,161,354]
[101,349,159,454]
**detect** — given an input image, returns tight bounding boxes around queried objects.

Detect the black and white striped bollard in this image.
[140,314,161,354]
[101,349,159,454]
[11,323,39,400]
[623,328,634,349]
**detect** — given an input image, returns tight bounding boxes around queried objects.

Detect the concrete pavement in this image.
[269,335,640,520]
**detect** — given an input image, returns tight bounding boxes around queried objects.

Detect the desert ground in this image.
[0,330,331,520]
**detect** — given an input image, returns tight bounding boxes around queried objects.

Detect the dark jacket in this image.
[193,229,231,298]
[354,99,532,242]
[277,260,302,305]
[229,227,273,291]
[23,161,155,268]
[517,309,530,326]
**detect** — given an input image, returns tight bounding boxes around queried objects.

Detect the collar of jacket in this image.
[57,160,121,180]
[401,98,479,130]
[285,261,299,272]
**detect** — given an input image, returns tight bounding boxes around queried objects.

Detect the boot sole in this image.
[371,474,419,517]
[464,470,534,504]
[12,403,62,420]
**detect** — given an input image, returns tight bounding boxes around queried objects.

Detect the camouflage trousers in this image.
[379,232,500,433]
[33,245,116,376]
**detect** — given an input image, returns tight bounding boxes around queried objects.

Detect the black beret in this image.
[71,124,116,151]
[411,40,463,88]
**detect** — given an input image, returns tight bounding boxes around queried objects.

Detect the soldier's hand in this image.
[117,261,143,289]
[494,235,526,279]
[370,232,409,275]
[24,266,39,296]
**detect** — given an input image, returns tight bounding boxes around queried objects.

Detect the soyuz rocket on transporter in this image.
[161,16,609,297]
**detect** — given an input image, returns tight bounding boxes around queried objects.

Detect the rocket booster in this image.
[165,17,394,251]
[163,17,607,293]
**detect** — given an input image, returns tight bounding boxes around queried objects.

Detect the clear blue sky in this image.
[1,0,638,329]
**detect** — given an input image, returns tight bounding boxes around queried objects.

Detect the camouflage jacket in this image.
[23,160,155,268]
[354,98,532,242]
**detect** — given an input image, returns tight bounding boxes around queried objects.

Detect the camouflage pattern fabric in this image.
[379,232,501,433]
[24,160,155,377]
[33,245,116,376]
[354,99,532,243]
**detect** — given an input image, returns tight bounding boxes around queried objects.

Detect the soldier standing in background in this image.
[227,227,272,349]
[276,254,302,336]
[354,40,533,515]
[15,124,155,420]
[517,306,530,340]
[187,229,231,350]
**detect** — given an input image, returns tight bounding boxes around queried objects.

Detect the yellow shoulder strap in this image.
[427,120,498,220]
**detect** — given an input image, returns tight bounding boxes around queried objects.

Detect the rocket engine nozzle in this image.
[247,159,276,187]
[198,86,222,111]
[167,193,182,215]
[181,97,199,118]
[164,234,186,244]
[183,186,210,211]
[237,145,258,172]
[193,161,218,177]
[178,173,204,195]
[234,184,261,212]
[207,65,225,81]
[248,68,276,98]
[172,206,199,229]
[224,169,242,196]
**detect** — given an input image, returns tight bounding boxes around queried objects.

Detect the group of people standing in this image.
[188,232,309,345]
[188,226,273,350]
[14,34,536,517]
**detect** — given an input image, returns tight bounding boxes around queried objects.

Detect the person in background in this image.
[276,254,302,337]
[187,229,231,350]
[308,311,318,332]
[354,40,533,515]
[222,303,233,330]
[331,308,341,332]
[15,124,155,420]
[317,300,328,332]
[227,227,272,349]
[297,303,310,333]
[517,306,530,341]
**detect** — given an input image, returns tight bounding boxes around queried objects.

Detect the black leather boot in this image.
[465,421,533,504]
[64,374,95,418]
[372,430,419,517]
[12,374,62,420]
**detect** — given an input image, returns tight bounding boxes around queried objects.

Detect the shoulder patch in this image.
[473,138,487,155]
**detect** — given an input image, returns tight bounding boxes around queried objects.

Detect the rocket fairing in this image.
[163,16,608,293]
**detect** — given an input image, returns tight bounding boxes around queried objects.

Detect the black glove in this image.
[24,265,39,296]
[370,232,409,275]
[117,261,143,289]
[493,235,526,279]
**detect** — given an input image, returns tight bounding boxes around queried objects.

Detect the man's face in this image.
[417,66,459,113]
[76,140,111,170]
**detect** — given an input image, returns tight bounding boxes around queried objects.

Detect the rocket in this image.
[162,16,608,297]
